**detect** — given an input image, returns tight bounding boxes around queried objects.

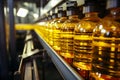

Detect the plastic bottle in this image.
[91,0,120,80]
[60,1,80,64]
[73,0,101,79]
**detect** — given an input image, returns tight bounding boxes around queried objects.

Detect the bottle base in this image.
[90,72,120,80]
[64,57,73,65]
[76,68,90,80]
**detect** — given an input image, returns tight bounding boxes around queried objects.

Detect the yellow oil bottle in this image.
[53,7,67,54]
[47,11,55,46]
[46,13,52,43]
[49,10,60,47]
[90,0,120,80]
[73,1,101,79]
[60,1,80,64]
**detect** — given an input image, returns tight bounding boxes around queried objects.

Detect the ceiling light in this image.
[17,8,28,17]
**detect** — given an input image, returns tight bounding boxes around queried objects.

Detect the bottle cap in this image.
[66,1,78,16]
[58,7,63,17]
[106,0,120,9]
[83,0,99,14]
[52,13,58,19]
[47,11,52,20]
[48,16,52,20]
[66,1,77,11]
[58,11,66,18]
[58,7,63,12]
[52,9,58,19]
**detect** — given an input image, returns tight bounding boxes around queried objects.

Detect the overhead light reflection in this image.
[99,25,103,29]
[101,29,106,33]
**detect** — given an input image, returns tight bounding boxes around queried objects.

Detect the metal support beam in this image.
[0,0,9,80]
[40,0,43,17]
[33,59,39,80]
[7,0,17,72]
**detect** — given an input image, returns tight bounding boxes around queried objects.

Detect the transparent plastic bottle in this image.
[46,14,52,43]
[91,0,120,80]
[60,1,80,64]
[73,1,101,79]
[53,7,67,54]
[42,17,48,41]
[36,17,47,38]
[49,10,59,46]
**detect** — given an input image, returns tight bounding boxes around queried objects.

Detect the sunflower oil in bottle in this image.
[46,13,52,43]
[90,0,120,80]
[48,10,59,46]
[36,17,47,38]
[43,17,48,41]
[53,7,67,54]
[60,1,80,64]
[73,1,101,79]
[51,12,60,48]
[44,13,52,43]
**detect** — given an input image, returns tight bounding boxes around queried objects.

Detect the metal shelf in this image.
[34,30,84,80]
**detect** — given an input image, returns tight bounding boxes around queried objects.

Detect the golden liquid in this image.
[44,21,49,42]
[48,21,54,46]
[60,16,80,64]
[60,30,74,64]
[53,17,67,53]
[48,18,59,47]
[53,23,62,53]
[73,32,92,70]
[45,25,49,42]
[92,32,120,79]
[52,19,60,50]
[91,8,120,79]
[73,21,96,79]
[60,31,74,58]
[73,13,101,79]
[36,23,45,38]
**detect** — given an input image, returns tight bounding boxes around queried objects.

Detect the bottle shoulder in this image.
[61,18,80,31]
[63,18,80,25]
[56,18,68,23]
[97,16,120,30]
[74,17,101,33]
[93,17,120,38]
[82,17,101,22]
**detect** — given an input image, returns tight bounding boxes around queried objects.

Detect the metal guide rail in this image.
[14,31,40,80]
[34,29,84,80]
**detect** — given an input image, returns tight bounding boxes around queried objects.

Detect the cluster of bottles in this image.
[36,0,120,80]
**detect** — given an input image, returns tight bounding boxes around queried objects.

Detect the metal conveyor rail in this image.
[34,30,84,80]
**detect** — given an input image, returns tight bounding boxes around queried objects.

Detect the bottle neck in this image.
[110,7,120,16]
[60,16,67,19]
[69,15,78,19]
[67,10,78,16]
[85,12,98,18]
